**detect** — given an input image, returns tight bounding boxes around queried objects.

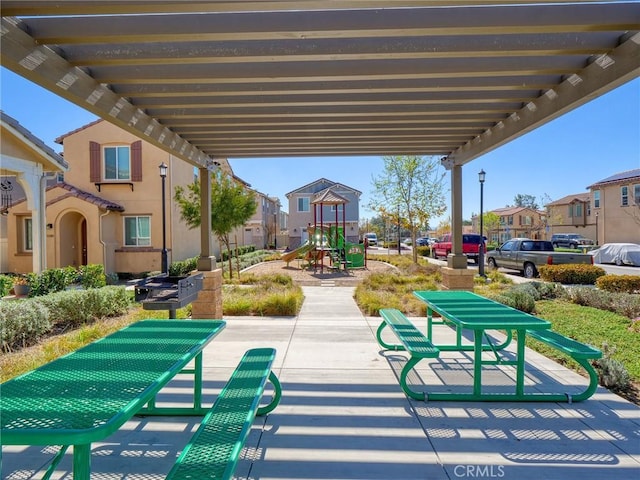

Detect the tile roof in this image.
[1,111,68,170]
[54,118,104,144]
[546,192,590,206]
[47,182,125,211]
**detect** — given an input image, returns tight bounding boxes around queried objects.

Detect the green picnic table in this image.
[412,290,601,402]
[0,319,226,479]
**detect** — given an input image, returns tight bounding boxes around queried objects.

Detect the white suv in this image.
[363,233,377,246]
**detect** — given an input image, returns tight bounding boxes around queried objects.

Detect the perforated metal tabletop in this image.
[0,319,225,478]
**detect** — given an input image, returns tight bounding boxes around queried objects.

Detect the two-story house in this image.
[6,119,227,275]
[286,178,361,249]
[587,169,640,244]
[545,192,594,240]
[487,206,547,243]
[545,169,640,245]
[230,175,282,250]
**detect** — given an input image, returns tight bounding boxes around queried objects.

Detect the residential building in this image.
[286,178,361,248]
[1,112,68,274]
[587,169,640,244]
[5,119,226,275]
[545,192,595,240]
[475,206,547,244]
[231,180,282,249]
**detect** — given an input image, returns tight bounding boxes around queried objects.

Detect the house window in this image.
[575,204,582,217]
[297,197,310,212]
[523,215,532,226]
[593,190,600,208]
[507,216,513,225]
[568,205,573,218]
[23,217,33,252]
[124,216,151,246]
[634,184,640,205]
[104,146,131,180]
[331,204,344,212]
[621,186,629,206]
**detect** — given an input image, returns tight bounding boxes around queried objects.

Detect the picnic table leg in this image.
[516,329,526,397]
[73,443,91,480]
[194,352,203,410]
[473,330,484,396]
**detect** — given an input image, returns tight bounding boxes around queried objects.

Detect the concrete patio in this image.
[3,286,639,479]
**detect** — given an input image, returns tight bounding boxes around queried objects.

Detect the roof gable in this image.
[286,178,361,197]
[1,111,68,171]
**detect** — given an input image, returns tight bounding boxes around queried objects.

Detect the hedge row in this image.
[596,274,640,294]
[0,286,130,352]
[538,264,606,285]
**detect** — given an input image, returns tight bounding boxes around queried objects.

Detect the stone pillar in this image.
[191,268,223,319]
[441,266,475,290]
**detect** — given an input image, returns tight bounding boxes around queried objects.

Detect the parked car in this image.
[431,233,483,263]
[415,237,430,246]
[590,243,640,266]
[551,233,595,249]
[486,238,594,278]
[363,232,377,246]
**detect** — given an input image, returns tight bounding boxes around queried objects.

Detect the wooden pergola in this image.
[2,1,638,285]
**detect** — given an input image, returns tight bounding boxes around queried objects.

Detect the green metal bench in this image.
[376,308,440,401]
[165,347,282,480]
[526,329,602,402]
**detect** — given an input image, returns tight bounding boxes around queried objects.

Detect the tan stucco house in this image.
[545,169,640,245]
[1,111,69,274]
[5,119,207,275]
[545,192,595,241]
[486,206,547,243]
[587,169,640,245]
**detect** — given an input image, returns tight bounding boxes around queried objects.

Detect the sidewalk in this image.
[3,286,639,479]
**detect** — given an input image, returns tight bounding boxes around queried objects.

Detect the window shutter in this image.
[89,141,101,183]
[131,141,142,182]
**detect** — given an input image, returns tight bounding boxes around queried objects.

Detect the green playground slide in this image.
[281,241,313,264]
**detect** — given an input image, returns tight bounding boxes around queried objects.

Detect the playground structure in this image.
[281,187,365,272]
[281,225,365,271]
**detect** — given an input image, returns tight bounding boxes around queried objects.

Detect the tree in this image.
[370,155,447,262]
[513,193,539,210]
[481,211,501,244]
[174,173,257,278]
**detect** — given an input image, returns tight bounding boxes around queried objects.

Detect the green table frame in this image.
[1,319,226,480]
[412,291,578,402]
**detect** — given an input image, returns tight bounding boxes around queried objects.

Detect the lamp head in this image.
[478,169,486,184]
[159,162,168,177]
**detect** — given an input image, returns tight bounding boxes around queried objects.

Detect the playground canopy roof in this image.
[313,188,350,206]
[1,1,638,172]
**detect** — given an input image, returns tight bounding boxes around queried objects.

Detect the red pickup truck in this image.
[431,233,484,264]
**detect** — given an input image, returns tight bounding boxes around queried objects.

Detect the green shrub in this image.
[594,343,631,393]
[494,290,536,313]
[0,274,13,297]
[415,246,430,257]
[34,286,131,328]
[596,274,640,294]
[169,256,199,276]
[78,264,106,289]
[0,300,51,352]
[538,264,606,285]
[28,266,78,297]
[564,287,640,319]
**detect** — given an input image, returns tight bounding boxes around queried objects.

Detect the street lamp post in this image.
[595,211,599,246]
[478,169,486,277]
[159,162,168,275]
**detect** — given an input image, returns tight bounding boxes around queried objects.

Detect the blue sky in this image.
[2,67,639,228]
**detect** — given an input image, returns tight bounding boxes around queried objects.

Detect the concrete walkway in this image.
[4,286,640,479]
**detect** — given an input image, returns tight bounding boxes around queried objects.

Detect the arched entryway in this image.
[58,211,88,268]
